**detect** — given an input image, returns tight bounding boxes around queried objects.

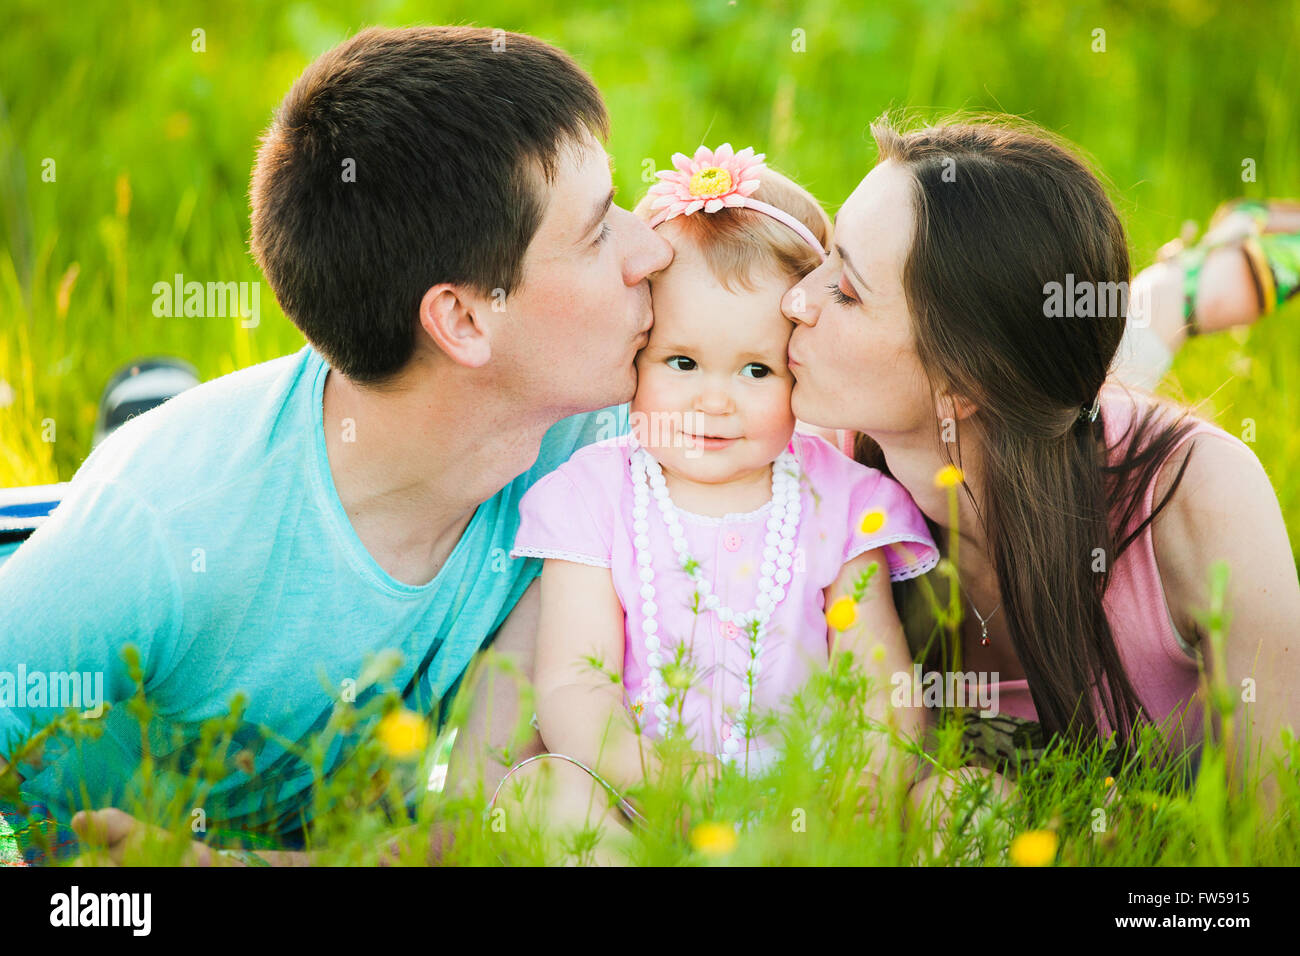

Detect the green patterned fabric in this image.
[1255,230,1300,308]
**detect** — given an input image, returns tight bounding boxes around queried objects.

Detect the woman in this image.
[782,117,1300,813]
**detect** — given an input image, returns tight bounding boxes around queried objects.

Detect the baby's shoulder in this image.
[794,431,886,492]
[526,434,633,503]
[558,434,634,479]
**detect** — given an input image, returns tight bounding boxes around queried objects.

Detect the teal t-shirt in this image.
[0,344,625,844]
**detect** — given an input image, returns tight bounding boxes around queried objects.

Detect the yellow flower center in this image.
[689,166,734,199]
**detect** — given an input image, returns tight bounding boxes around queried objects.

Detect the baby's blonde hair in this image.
[634,164,832,292]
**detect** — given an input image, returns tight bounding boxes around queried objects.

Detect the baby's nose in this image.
[694,388,732,415]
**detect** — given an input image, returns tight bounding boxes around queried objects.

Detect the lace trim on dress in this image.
[845,535,940,583]
[509,547,611,569]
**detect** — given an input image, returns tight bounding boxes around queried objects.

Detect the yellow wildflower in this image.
[377,708,429,760]
[934,464,964,488]
[826,595,857,631]
[690,822,738,857]
[1009,829,1058,867]
[1104,776,1115,788]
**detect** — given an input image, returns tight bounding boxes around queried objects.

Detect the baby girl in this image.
[500,145,938,853]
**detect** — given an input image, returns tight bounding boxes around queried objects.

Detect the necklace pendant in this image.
[979,623,991,647]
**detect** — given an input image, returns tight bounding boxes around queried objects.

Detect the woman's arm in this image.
[824,548,927,777]
[533,559,660,794]
[1153,435,1300,803]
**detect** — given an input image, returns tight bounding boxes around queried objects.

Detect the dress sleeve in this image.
[510,449,617,569]
[844,467,940,583]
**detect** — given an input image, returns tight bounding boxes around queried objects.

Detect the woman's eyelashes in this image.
[665,355,773,379]
[826,278,856,305]
[591,221,611,247]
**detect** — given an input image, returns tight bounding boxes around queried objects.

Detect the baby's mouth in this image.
[682,432,739,449]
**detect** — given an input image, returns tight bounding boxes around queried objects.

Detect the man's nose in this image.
[625,214,673,285]
[782,278,818,326]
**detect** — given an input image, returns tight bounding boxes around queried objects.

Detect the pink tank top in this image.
[838,383,1250,751]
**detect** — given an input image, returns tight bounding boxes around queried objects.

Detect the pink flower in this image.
[647,143,766,221]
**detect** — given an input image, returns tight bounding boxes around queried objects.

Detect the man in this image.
[0,25,671,864]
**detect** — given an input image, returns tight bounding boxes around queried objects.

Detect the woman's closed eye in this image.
[826,279,856,306]
[591,221,612,247]
[666,355,696,371]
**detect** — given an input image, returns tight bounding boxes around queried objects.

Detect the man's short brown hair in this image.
[250,26,609,383]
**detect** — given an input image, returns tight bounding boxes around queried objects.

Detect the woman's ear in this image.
[418,284,492,369]
[934,390,979,423]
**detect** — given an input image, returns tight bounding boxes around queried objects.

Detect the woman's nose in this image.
[782,279,818,326]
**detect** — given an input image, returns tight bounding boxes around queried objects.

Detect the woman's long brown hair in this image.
[856,116,1199,745]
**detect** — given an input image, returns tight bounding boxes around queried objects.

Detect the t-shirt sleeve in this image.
[842,464,940,583]
[511,449,617,569]
[0,478,182,764]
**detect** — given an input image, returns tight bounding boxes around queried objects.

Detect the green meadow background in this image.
[1,0,1297,563]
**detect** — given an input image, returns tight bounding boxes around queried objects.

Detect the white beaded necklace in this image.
[629,443,802,763]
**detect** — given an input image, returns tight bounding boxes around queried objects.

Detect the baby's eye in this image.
[741,363,772,379]
[666,356,696,371]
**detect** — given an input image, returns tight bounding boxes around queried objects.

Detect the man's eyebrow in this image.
[577,188,616,244]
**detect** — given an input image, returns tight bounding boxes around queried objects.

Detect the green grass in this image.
[1,0,1297,864]
[4,566,1297,867]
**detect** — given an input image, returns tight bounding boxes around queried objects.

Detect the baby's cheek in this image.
[749,383,795,438]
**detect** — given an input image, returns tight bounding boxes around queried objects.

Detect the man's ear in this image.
[418,284,492,369]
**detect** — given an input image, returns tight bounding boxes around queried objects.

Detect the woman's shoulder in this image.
[1101,382,1282,644]
[1099,382,1262,510]
[1099,382,1248,456]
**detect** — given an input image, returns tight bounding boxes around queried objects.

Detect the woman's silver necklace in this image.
[970,597,1001,647]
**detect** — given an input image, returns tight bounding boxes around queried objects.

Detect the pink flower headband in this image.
[646,143,827,261]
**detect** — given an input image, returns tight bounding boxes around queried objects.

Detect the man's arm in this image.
[0,478,180,768]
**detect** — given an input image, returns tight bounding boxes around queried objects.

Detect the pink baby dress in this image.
[512,432,939,769]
